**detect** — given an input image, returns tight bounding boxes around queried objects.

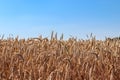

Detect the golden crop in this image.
[0,34,120,80]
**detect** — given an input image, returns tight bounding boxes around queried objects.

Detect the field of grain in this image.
[0,33,120,80]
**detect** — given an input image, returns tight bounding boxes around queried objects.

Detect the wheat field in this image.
[0,33,120,80]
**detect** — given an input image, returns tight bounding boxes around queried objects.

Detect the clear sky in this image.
[0,0,120,40]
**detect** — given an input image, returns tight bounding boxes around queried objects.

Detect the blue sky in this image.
[0,0,120,40]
